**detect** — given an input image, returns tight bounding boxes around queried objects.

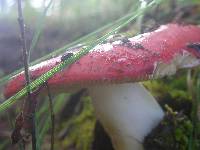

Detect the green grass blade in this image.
[0,0,164,113]
[0,1,140,86]
[28,0,53,60]
[188,74,200,150]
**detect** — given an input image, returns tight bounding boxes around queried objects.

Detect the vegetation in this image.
[0,0,200,149]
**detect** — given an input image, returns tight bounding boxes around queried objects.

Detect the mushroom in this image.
[3,24,200,150]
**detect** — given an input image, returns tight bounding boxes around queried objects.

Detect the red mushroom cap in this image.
[4,24,200,98]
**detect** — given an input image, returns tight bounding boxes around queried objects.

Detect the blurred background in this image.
[0,0,135,74]
[0,0,200,150]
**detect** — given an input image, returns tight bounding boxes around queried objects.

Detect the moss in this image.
[143,71,200,150]
[144,77,192,116]
[144,105,193,150]
[59,96,96,150]
[144,76,190,101]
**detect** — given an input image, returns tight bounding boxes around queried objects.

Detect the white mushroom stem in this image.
[88,83,164,150]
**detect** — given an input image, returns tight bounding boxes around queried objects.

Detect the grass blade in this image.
[0,0,163,113]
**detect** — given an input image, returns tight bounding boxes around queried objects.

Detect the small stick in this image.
[45,83,55,150]
[17,0,36,149]
[17,0,31,88]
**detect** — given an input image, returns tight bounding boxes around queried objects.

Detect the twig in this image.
[187,70,199,150]
[17,0,30,87]
[17,0,36,149]
[45,83,55,150]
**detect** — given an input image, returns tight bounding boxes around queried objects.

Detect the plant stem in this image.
[17,0,36,149]
[46,83,55,150]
